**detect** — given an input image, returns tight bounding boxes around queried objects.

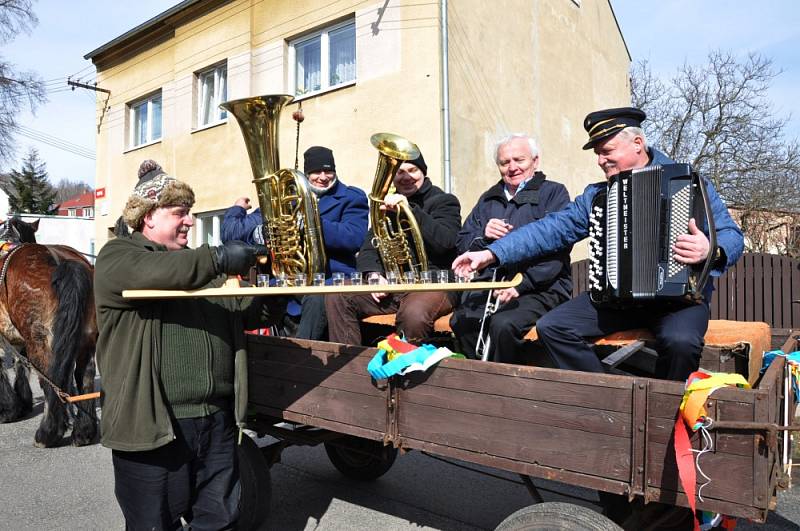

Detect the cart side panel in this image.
[247,337,389,440]
[396,361,636,484]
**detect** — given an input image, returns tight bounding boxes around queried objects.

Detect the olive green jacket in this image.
[94,233,261,451]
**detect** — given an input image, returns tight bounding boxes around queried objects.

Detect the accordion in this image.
[587,163,716,305]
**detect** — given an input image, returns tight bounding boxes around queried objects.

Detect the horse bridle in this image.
[0,243,26,288]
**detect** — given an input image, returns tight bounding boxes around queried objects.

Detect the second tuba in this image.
[368,133,428,278]
[220,95,326,283]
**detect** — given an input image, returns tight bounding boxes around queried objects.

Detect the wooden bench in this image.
[362,313,771,383]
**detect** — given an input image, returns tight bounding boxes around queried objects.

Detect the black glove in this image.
[214,241,268,277]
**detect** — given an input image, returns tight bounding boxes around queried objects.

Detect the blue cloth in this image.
[761,349,800,400]
[367,344,438,380]
[221,179,369,277]
[488,148,744,300]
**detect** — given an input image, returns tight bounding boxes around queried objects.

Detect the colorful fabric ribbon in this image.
[761,349,800,401]
[675,370,749,531]
[367,333,464,380]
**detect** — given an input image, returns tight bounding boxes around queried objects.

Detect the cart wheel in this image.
[324,436,398,480]
[238,434,271,531]
[495,502,622,531]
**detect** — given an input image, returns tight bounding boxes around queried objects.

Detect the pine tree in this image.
[3,147,56,214]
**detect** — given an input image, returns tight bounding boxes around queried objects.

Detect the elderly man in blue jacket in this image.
[453,107,744,382]
[222,145,368,339]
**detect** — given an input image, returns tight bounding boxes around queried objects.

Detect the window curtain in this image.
[329,23,355,86]
[296,38,321,94]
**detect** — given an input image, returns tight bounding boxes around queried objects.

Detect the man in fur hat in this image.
[95,160,275,530]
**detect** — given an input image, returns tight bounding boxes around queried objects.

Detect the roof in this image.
[59,192,95,209]
[84,0,232,70]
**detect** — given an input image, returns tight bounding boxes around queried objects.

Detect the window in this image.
[129,92,162,147]
[197,63,227,127]
[290,19,356,97]
[67,208,76,217]
[194,210,225,247]
[84,207,94,218]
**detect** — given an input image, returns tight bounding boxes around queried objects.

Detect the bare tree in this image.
[631,51,800,254]
[0,0,45,164]
[53,178,93,203]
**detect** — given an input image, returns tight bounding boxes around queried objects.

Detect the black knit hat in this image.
[582,107,647,150]
[406,152,427,176]
[303,146,336,174]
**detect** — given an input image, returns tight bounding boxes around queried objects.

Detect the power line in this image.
[15,125,95,160]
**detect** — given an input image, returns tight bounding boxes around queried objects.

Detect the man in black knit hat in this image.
[95,160,276,530]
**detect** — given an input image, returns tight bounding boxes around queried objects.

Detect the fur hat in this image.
[122,160,195,230]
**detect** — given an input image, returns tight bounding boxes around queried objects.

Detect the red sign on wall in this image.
[95,188,106,199]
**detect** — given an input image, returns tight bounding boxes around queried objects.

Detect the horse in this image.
[0,216,98,447]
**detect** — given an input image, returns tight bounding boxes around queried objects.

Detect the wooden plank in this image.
[735,257,745,321]
[647,391,755,421]
[792,254,800,327]
[645,486,766,522]
[745,254,754,322]
[781,255,792,328]
[123,272,524,299]
[631,380,647,494]
[402,363,634,413]
[249,359,384,397]
[400,437,632,495]
[398,401,632,481]
[648,417,754,457]
[752,254,763,323]
[399,383,632,438]
[249,377,387,432]
[249,348,374,377]
[647,441,754,506]
[250,405,385,442]
[763,254,774,327]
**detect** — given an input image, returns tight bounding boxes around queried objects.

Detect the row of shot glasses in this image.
[255,269,475,288]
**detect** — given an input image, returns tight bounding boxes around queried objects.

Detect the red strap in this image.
[674,417,700,531]
[386,333,416,353]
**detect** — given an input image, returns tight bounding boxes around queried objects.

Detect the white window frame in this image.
[84,207,94,218]
[194,209,226,247]
[196,62,228,129]
[128,91,162,148]
[288,18,356,99]
[67,208,77,217]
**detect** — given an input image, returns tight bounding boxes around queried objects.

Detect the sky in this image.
[2,0,799,187]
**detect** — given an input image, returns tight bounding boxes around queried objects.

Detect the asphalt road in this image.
[1,376,799,530]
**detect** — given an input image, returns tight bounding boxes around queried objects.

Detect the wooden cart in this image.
[238,332,798,530]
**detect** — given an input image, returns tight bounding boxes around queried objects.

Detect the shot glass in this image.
[312,273,326,286]
[403,271,416,284]
[350,271,363,286]
[456,271,474,283]
[275,273,288,288]
[332,272,346,287]
[256,273,270,288]
[419,270,432,284]
[437,269,450,284]
[386,271,399,285]
[295,272,307,286]
[368,272,382,286]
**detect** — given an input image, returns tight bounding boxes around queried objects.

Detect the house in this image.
[729,205,800,258]
[85,0,631,253]
[57,191,95,217]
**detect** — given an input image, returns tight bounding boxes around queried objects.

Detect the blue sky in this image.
[2,0,799,186]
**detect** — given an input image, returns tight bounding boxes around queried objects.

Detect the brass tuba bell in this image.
[368,133,428,278]
[220,95,326,282]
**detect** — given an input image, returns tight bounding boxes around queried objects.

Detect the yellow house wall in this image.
[93,0,442,248]
[92,0,629,259]
[447,0,630,259]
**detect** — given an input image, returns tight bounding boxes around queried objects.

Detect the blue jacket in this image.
[221,178,369,277]
[488,148,744,299]
[458,172,572,299]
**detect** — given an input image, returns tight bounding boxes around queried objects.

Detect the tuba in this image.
[220,95,326,283]
[368,133,428,278]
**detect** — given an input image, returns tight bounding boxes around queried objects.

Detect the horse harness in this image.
[0,243,99,405]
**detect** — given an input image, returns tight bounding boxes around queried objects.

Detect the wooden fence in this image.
[571,253,800,329]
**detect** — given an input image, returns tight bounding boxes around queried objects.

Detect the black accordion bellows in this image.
[588,163,717,305]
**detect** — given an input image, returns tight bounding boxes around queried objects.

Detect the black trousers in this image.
[535,292,710,381]
[450,290,567,363]
[296,294,327,340]
[111,409,240,531]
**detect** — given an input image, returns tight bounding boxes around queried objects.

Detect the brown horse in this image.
[0,217,98,447]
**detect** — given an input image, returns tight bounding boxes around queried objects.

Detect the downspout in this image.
[440,0,452,193]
